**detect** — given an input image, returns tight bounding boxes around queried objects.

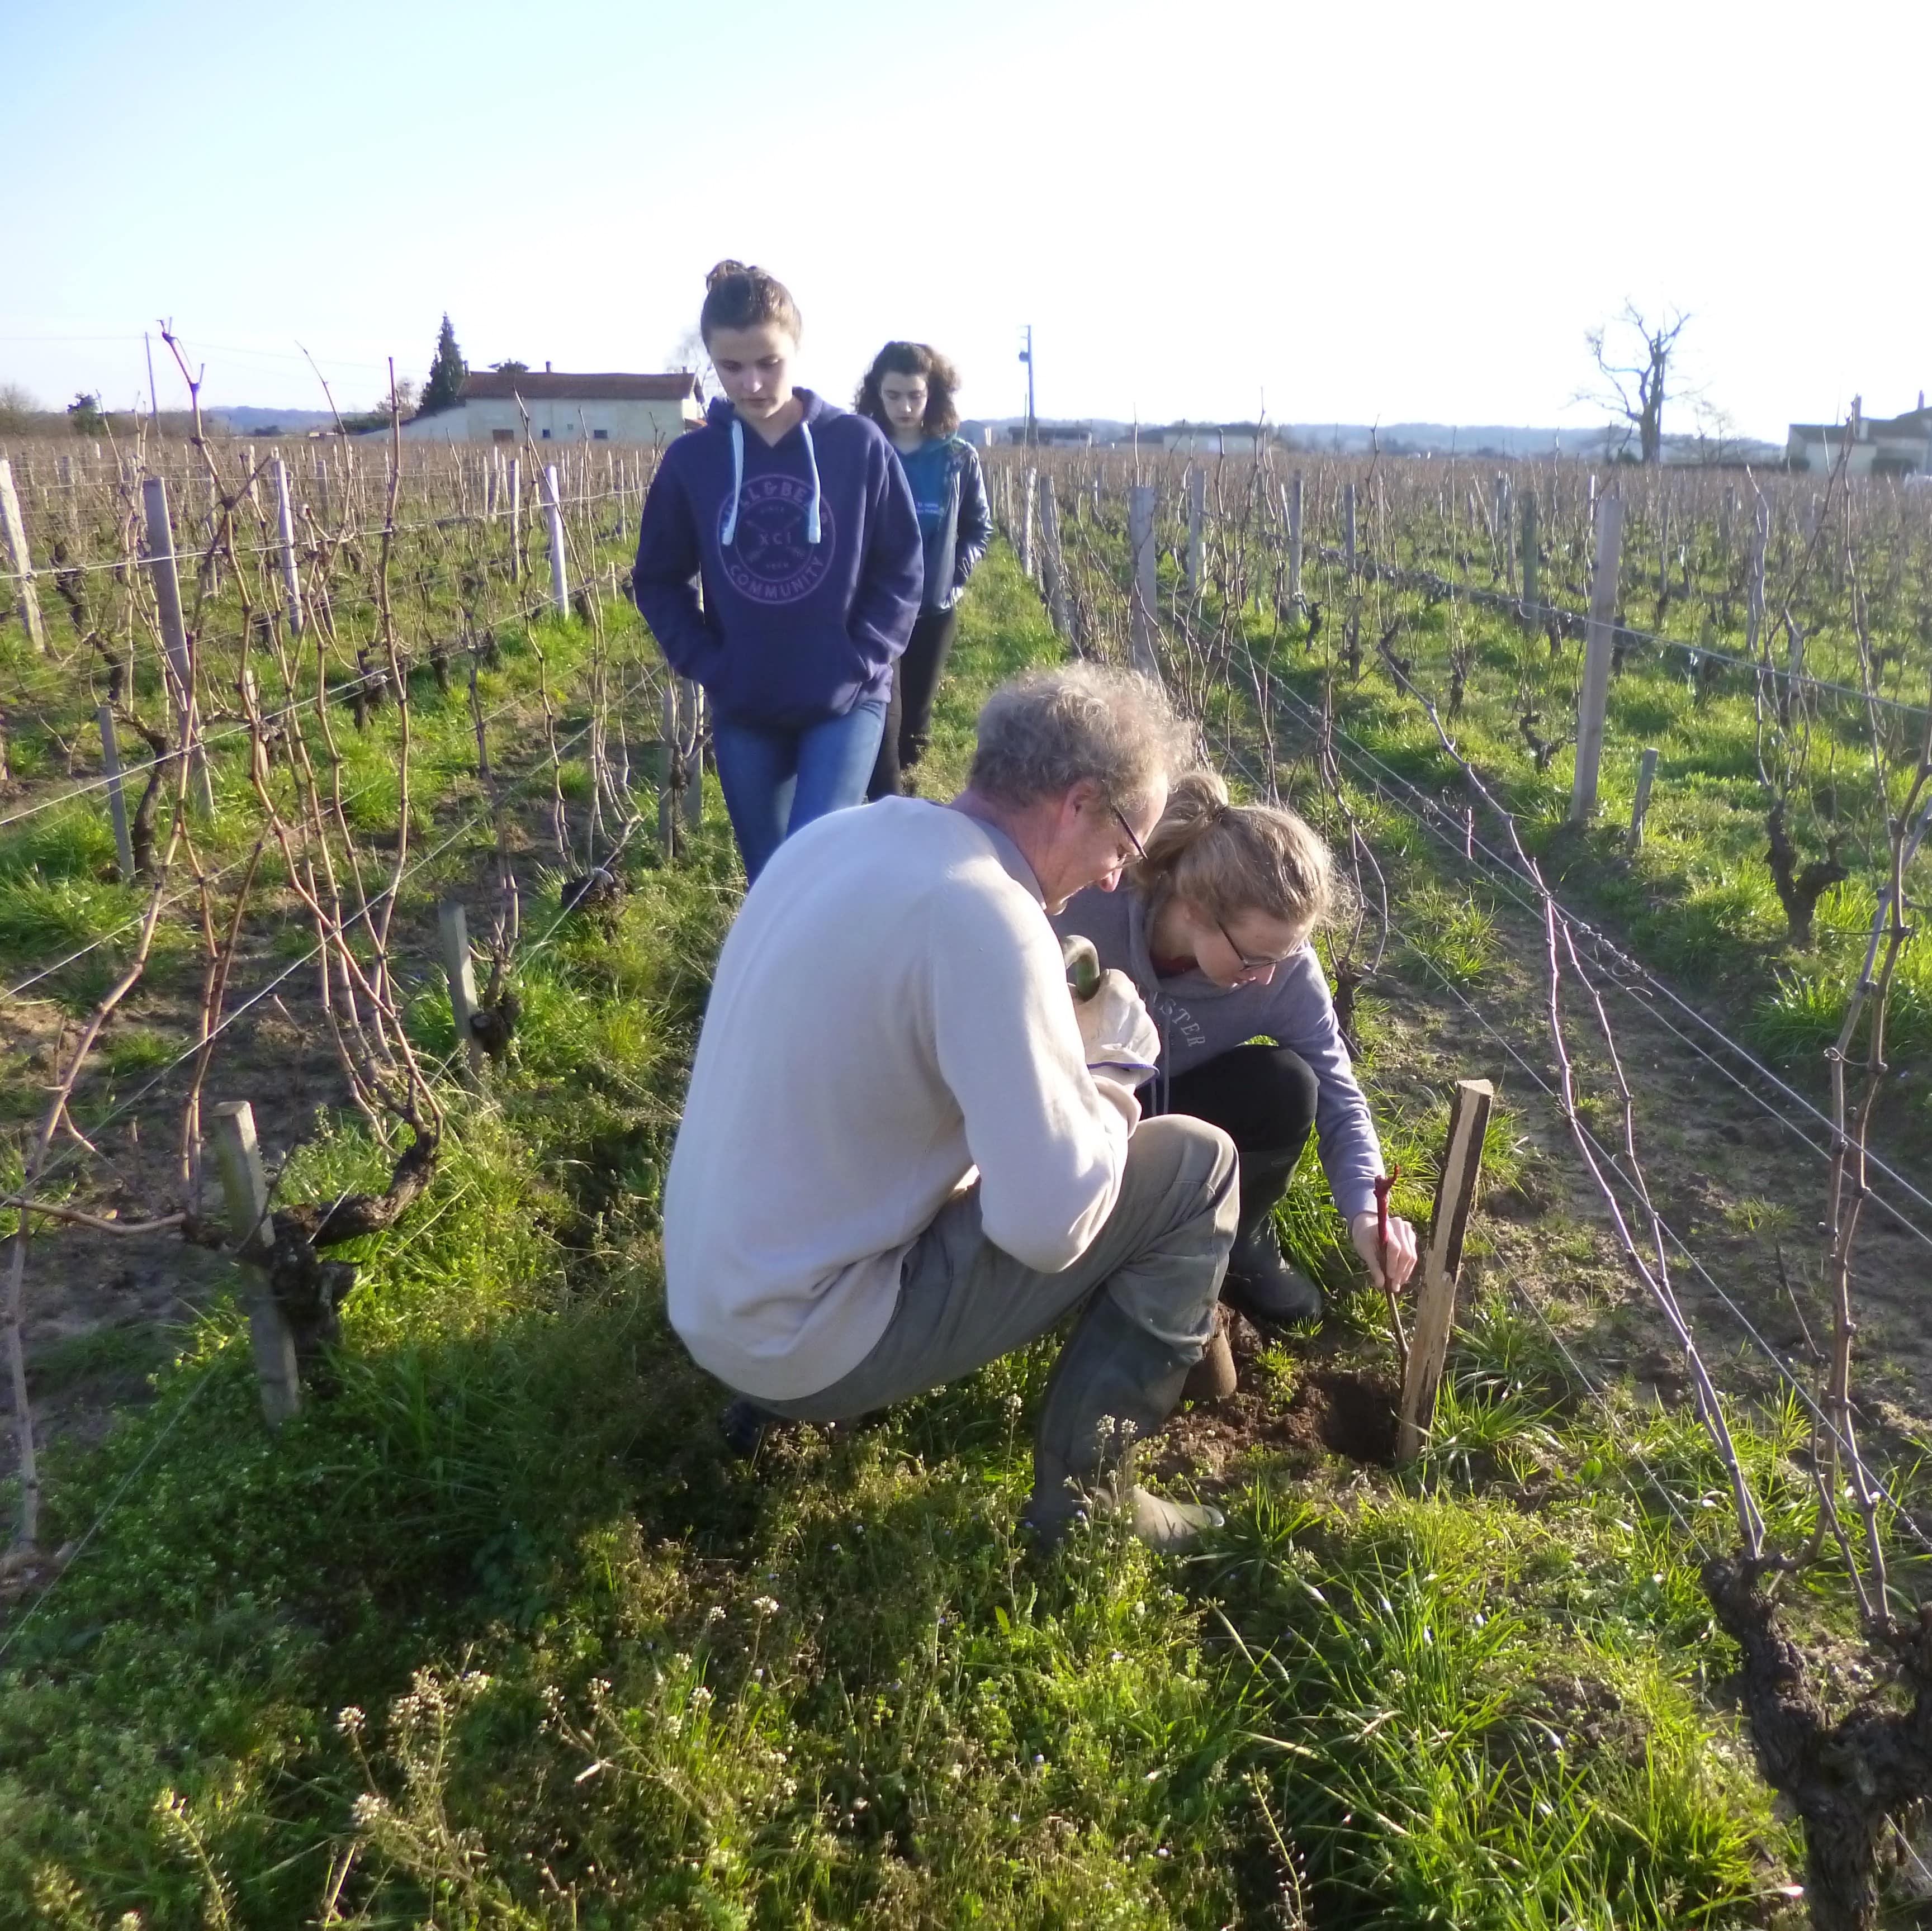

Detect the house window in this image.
[593,429,609,441]
[541,428,552,439]
[491,429,514,444]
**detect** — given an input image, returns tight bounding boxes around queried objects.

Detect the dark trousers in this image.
[1165,1043,1318,1163]
[868,605,961,800]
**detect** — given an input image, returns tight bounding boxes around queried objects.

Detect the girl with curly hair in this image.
[854,341,993,798]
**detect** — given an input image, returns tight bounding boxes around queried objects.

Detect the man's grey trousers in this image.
[756,1114,1238,1425]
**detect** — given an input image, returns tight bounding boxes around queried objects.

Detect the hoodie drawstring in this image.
[718,410,822,549]
[720,417,745,547]
[799,417,823,545]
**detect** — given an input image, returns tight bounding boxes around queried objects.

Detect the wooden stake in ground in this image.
[681,680,705,833]
[1287,469,1304,606]
[438,900,485,1084]
[544,464,569,615]
[1398,1078,1494,1462]
[1520,487,1540,623]
[97,704,136,880]
[209,1100,302,1426]
[1186,464,1205,596]
[1627,746,1660,854]
[658,679,681,860]
[272,456,302,635]
[1569,494,1625,824]
[141,475,215,817]
[1039,477,1073,642]
[0,459,45,653]
[1128,484,1162,680]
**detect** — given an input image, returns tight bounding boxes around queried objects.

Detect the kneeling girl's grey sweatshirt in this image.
[1052,886,1383,1223]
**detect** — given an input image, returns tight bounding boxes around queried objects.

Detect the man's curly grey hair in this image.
[968,665,1192,814]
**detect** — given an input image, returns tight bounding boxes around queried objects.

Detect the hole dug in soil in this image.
[1281,1368,1401,1465]
[1159,1318,1403,1482]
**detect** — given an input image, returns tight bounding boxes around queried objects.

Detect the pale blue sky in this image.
[3,0,1925,438]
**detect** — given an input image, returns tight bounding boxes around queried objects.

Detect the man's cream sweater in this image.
[664,798,1136,1400]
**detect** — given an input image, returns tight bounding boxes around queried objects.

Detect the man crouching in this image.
[663,665,1237,1549]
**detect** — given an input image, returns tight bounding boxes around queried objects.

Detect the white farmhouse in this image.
[385,368,704,444]
[1786,395,1931,476]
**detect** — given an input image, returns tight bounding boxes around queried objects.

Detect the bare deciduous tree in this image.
[0,382,39,434]
[1580,302,1692,465]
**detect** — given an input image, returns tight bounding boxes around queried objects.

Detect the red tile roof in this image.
[459,371,701,402]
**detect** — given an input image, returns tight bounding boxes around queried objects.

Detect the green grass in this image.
[1400,881,1501,985]
[0,547,1851,1927]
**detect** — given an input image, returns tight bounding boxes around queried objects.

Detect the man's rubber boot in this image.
[1023,1289,1224,1554]
[721,1396,789,1460]
[1219,1146,1323,1331]
[1181,1304,1238,1404]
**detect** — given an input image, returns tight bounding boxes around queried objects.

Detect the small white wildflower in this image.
[335,1705,366,1737]
[752,1595,781,1617]
[705,1605,726,1624]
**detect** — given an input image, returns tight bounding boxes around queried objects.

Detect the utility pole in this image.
[1019,324,1035,448]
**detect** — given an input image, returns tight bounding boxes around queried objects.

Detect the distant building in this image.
[1157,424,1274,456]
[1786,396,1931,476]
[976,421,1095,448]
[380,369,705,444]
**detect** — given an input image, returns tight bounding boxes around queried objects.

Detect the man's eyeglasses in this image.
[1110,802,1290,975]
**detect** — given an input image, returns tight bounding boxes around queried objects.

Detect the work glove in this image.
[1075,969,1160,1089]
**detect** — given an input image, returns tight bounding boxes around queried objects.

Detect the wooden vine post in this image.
[97,704,136,880]
[658,679,681,860]
[508,458,523,583]
[1397,1078,1494,1463]
[544,464,569,615]
[1185,464,1206,595]
[1627,746,1660,853]
[1128,484,1162,680]
[1569,494,1625,824]
[681,680,704,833]
[1287,469,1304,605]
[272,456,303,635]
[0,459,46,653]
[209,1100,302,1426]
[438,899,485,1085]
[1038,476,1073,641]
[1519,487,1540,623]
[141,475,216,817]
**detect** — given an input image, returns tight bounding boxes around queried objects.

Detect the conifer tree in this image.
[420,315,468,417]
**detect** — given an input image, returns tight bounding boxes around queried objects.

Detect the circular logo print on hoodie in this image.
[718,475,836,605]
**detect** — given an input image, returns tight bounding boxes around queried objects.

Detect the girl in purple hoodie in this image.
[632,262,924,881]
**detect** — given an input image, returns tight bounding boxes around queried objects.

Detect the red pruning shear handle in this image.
[1373,1165,1399,1287]
[1374,1166,1409,1367]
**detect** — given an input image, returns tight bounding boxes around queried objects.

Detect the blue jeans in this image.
[712,699,889,883]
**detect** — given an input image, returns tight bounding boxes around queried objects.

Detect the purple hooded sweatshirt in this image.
[631,391,924,730]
